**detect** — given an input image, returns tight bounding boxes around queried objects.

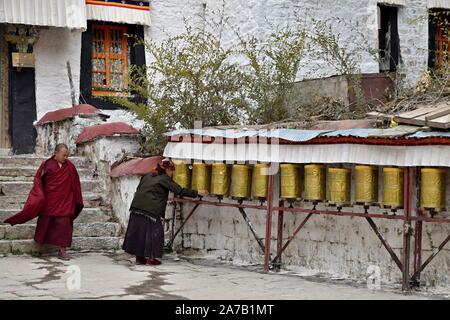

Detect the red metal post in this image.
[402,167,412,291]
[271,213,313,264]
[413,168,423,287]
[412,220,423,286]
[275,200,284,270]
[264,172,275,272]
[411,233,450,282]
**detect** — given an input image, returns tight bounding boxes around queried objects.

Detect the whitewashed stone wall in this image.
[76,136,140,170]
[149,0,429,86]
[77,136,141,225]
[34,114,107,156]
[110,175,141,227]
[34,28,82,120]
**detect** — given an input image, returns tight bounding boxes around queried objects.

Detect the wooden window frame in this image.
[429,9,450,68]
[80,22,146,110]
[91,24,129,97]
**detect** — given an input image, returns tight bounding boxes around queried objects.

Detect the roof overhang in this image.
[0,0,87,30]
[163,127,450,167]
[86,0,151,26]
[428,0,450,9]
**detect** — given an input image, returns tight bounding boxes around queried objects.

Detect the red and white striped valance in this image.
[86,0,151,26]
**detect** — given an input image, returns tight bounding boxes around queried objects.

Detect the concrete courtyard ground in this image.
[0,251,448,300]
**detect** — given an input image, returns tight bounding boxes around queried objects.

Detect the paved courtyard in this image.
[0,252,448,300]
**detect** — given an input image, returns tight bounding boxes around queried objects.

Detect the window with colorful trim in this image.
[80,22,146,109]
[91,24,129,96]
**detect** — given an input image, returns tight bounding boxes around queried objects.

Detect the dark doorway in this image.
[8,43,37,154]
[378,4,401,72]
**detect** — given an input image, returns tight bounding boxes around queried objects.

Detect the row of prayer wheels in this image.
[173,162,447,210]
[299,164,446,210]
[173,162,270,200]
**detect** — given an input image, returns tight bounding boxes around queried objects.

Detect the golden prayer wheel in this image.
[230,164,252,199]
[173,161,191,189]
[382,167,404,209]
[251,163,270,199]
[280,163,302,200]
[304,164,326,202]
[327,168,351,206]
[420,168,446,210]
[210,163,230,197]
[354,165,378,204]
[191,162,211,191]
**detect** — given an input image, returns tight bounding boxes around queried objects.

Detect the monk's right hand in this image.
[197,190,209,197]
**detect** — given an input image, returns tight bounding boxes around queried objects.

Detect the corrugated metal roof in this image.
[323,126,421,139]
[323,129,374,138]
[165,129,259,139]
[165,125,435,142]
[409,131,450,138]
[257,129,331,142]
[365,125,422,138]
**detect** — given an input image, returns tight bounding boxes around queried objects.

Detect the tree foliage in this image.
[112,26,251,154]
[239,28,306,124]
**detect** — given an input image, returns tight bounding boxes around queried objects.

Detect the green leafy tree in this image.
[113,26,251,154]
[239,28,307,124]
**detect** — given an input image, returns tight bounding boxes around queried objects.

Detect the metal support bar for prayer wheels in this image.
[274,200,284,270]
[264,171,275,272]
[410,233,450,284]
[166,203,200,249]
[402,167,413,291]
[365,217,403,271]
[238,206,265,254]
[412,219,423,287]
[272,212,313,266]
[412,168,423,287]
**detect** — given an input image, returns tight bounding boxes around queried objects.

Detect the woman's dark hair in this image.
[150,164,166,176]
[150,158,175,176]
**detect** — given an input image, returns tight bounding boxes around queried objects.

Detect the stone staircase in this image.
[0,155,122,255]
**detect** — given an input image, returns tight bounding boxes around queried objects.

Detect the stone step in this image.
[0,167,101,181]
[0,179,104,195]
[0,208,113,225]
[0,193,108,210]
[0,156,92,169]
[0,222,121,240]
[0,237,121,254]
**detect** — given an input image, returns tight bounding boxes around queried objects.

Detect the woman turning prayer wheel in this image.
[123,158,208,265]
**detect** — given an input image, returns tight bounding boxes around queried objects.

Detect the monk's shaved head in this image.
[54,144,69,164]
[55,143,69,153]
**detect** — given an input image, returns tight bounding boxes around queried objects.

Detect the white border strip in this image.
[86,4,151,26]
[163,142,450,167]
[428,0,450,8]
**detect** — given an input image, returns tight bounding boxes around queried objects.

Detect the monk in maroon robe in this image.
[4,144,83,260]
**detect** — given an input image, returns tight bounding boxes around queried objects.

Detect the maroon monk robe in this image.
[4,156,83,247]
